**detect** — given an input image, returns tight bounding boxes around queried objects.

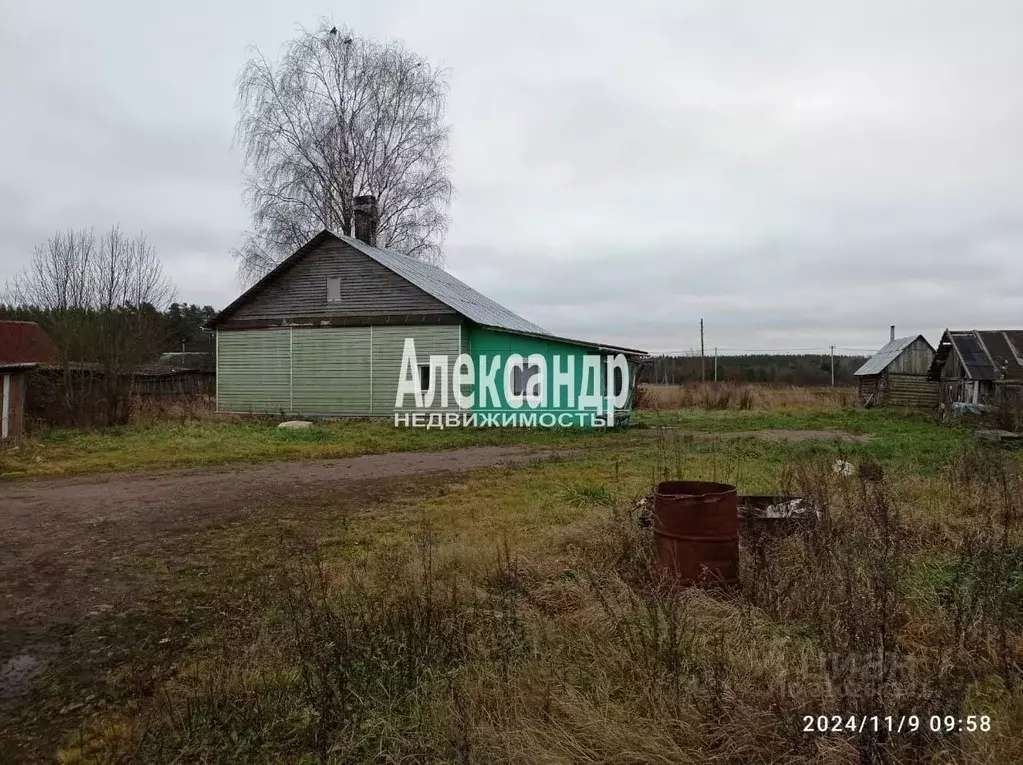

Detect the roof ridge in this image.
[334,232,550,336]
[853,334,932,377]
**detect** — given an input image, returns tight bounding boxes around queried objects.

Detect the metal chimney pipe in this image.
[890,325,895,342]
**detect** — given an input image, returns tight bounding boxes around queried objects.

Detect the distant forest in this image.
[2,303,868,386]
[0,302,217,355]
[640,354,868,386]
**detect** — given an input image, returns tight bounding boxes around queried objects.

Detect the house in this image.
[209,199,646,425]
[854,326,936,408]
[0,321,57,445]
[927,329,1023,407]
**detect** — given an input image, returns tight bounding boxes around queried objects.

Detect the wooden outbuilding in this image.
[927,329,1023,408]
[132,352,215,397]
[0,321,57,446]
[854,327,936,408]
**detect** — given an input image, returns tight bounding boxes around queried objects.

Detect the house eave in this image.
[214,313,463,331]
[476,323,648,360]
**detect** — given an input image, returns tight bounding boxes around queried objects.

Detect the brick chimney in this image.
[353,195,379,247]
[890,325,895,342]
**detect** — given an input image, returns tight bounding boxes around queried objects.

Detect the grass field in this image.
[639,382,857,411]
[1,384,896,479]
[4,397,1021,764]
[0,419,622,478]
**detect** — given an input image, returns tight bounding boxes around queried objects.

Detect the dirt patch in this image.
[0,654,45,703]
[0,446,572,674]
[641,428,875,444]
[0,445,579,761]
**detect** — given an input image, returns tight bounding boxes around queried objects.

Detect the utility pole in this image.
[700,319,705,382]
[714,347,718,382]
[830,345,835,386]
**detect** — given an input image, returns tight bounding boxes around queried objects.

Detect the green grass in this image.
[1,406,967,479]
[634,403,933,434]
[635,406,968,472]
[8,410,1022,764]
[0,419,633,478]
[1,407,965,478]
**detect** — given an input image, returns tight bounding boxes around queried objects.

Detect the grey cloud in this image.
[4,0,1023,356]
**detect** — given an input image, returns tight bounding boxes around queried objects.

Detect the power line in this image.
[647,347,870,355]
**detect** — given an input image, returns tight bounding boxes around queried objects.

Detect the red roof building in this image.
[0,321,58,365]
[1,321,57,446]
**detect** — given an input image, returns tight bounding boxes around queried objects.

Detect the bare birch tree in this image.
[234,20,452,282]
[5,226,176,424]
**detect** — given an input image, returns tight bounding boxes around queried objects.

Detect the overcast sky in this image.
[2,1,1021,355]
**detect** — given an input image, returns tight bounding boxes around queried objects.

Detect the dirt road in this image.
[1,444,572,535]
[0,446,571,663]
[1,446,584,759]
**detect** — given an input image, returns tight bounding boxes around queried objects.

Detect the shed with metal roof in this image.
[854,328,936,408]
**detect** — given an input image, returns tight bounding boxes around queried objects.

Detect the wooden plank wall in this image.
[885,373,938,409]
[858,376,879,403]
[225,239,457,324]
[887,338,934,374]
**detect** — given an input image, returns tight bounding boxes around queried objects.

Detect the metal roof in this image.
[854,335,926,376]
[211,231,647,356]
[155,352,215,373]
[337,233,550,335]
[0,321,57,365]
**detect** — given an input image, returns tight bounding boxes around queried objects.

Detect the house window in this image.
[327,277,341,302]
[418,364,431,393]
[512,363,541,397]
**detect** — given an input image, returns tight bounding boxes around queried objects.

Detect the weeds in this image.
[562,483,614,507]
[638,382,854,412]
[33,421,1023,764]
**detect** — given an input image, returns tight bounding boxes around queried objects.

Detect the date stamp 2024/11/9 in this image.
[803,715,992,734]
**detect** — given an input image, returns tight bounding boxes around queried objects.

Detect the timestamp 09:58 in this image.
[802,715,992,734]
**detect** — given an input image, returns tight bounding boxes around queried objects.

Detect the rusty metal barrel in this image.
[652,480,739,587]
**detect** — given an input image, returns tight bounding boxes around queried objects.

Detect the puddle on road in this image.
[0,653,45,701]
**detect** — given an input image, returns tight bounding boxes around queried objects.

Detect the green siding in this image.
[216,325,460,416]
[217,329,291,413]
[371,325,461,414]
[216,324,633,423]
[467,327,635,423]
[292,328,371,415]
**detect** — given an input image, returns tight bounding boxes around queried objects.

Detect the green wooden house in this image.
[210,215,645,425]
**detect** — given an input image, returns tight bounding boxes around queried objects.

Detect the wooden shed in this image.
[927,329,1023,408]
[854,329,936,408]
[132,352,215,397]
[0,321,57,446]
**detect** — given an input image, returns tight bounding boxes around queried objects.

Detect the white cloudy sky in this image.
[2,0,1021,355]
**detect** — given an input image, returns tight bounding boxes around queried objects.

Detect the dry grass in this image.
[126,394,219,425]
[3,412,621,479]
[43,431,1023,765]
[637,382,856,412]
[131,385,858,422]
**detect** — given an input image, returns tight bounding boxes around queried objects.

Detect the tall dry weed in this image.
[638,382,854,412]
[64,450,1023,765]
